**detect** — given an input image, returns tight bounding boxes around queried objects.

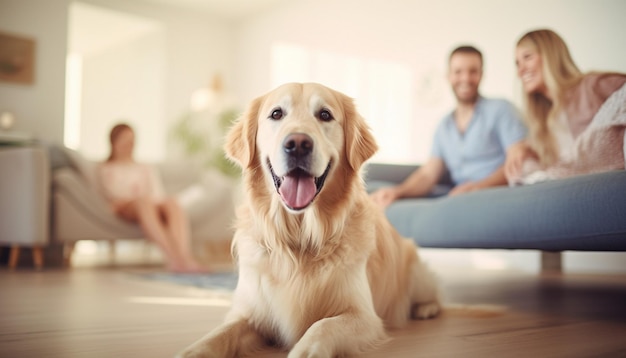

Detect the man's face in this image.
[448,53,482,104]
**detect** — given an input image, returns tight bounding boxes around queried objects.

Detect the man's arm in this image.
[450,138,528,196]
[449,166,507,196]
[395,157,446,198]
[370,158,445,207]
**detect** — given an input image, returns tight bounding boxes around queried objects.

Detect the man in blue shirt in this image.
[371,46,527,208]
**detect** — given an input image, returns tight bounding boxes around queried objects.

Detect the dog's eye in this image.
[318,109,334,122]
[270,108,283,120]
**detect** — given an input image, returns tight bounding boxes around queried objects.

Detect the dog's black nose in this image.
[283,133,313,157]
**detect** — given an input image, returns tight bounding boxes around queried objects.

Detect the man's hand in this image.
[369,187,398,208]
[448,181,482,196]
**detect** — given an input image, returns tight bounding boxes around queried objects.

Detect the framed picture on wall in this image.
[0,31,36,85]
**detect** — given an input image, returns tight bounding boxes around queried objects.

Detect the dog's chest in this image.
[263,274,334,343]
[247,252,360,345]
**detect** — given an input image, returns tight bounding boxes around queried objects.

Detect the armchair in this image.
[51,147,237,266]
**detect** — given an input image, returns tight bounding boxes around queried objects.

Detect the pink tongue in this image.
[279,173,317,209]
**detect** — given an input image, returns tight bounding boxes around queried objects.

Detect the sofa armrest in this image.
[364,162,453,186]
[53,167,109,210]
[52,167,142,242]
[364,162,419,184]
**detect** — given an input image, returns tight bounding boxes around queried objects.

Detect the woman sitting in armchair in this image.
[98,123,207,272]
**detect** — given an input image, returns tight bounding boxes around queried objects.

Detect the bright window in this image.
[271,42,446,164]
[64,53,82,150]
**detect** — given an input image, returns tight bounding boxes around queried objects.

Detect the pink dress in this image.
[514,73,626,185]
[564,73,626,138]
[98,161,165,202]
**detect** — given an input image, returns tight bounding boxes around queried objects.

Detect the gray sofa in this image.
[365,163,626,269]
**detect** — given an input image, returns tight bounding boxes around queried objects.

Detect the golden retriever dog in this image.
[178,82,441,357]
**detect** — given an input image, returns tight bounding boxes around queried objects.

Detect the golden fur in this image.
[178,83,441,357]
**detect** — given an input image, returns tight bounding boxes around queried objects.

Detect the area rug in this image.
[139,271,239,291]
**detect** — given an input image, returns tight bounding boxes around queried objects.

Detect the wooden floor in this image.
[2,265,626,358]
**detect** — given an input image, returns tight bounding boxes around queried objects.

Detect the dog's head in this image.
[225,83,377,213]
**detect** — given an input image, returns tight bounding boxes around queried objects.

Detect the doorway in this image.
[65,2,166,162]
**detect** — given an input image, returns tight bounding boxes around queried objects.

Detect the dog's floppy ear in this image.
[341,93,378,171]
[224,96,263,168]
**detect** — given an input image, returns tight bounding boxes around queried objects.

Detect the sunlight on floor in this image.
[420,248,541,273]
[72,240,164,267]
[420,248,626,274]
[68,240,626,274]
[127,296,231,307]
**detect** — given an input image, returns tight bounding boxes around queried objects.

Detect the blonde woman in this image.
[506,29,626,184]
[98,123,207,272]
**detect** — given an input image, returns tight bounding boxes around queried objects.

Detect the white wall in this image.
[234,0,626,104]
[76,0,237,162]
[233,0,626,163]
[0,0,69,143]
[80,31,166,162]
[0,0,236,154]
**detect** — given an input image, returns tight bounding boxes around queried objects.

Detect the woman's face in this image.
[516,44,547,96]
[112,128,135,159]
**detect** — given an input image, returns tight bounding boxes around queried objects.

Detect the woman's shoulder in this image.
[578,72,626,95]
[564,72,626,137]
[97,161,113,173]
[567,72,626,108]
[582,71,626,81]
[99,160,148,173]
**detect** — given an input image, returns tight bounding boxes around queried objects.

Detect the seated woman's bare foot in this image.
[166,260,212,273]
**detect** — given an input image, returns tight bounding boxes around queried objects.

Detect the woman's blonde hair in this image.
[517,29,583,165]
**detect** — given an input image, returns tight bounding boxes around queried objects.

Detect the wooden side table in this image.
[0,144,49,270]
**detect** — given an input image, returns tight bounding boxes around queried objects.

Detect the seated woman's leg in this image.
[130,196,188,271]
[158,198,207,271]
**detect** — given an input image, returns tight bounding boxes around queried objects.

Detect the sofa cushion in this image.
[378,170,626,251]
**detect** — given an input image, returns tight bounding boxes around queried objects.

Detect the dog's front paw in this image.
[412,301,441,319]
[288,341,332,358]
[175,347,217,358]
